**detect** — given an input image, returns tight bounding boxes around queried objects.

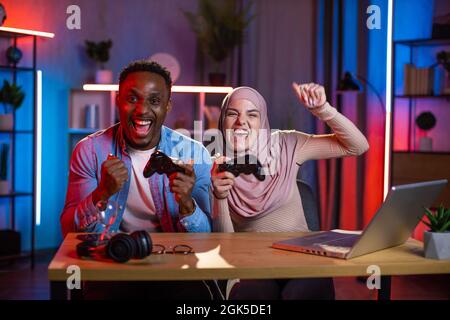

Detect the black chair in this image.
[297,179,320,231]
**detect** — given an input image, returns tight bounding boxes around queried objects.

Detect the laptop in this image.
[272,179,447,259]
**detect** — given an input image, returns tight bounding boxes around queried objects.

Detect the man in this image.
[61,60,212,237]
[60,60,216,299]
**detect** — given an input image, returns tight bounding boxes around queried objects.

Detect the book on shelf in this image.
[403,64,435,96]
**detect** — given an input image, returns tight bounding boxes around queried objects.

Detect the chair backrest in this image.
[297,179,320,231]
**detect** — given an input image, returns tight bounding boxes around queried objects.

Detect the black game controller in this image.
[143,150,185,178]
[217,154,265,181]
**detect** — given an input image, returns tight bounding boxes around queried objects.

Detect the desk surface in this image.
[48,232,450,281]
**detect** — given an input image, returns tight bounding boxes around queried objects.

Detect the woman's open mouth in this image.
[131,119,154,138]
[233,129,249,137]
[231,128,251,149]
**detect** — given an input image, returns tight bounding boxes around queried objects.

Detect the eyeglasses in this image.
[152,244,194,255]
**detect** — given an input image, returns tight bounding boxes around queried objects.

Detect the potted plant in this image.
[85,39,113,84]
[183,0,253,85]
[420,204,450,260]
[0,80,25,131]
[0,143,9,195]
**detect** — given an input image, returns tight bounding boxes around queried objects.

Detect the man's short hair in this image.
[118,59,172,96]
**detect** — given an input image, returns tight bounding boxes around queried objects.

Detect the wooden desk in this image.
[48,232,450,300]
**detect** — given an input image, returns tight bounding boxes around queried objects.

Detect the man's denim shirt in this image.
[61,123,212,237]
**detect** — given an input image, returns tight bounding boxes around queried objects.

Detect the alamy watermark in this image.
[367,5,381,30]
[66,5,81,30]
[67,4,382,31]
[66,265,81,290]
[366,264,381,290]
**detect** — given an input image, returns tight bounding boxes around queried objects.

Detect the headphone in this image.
[76,231,153,263]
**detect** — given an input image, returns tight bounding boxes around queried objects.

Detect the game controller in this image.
[217,154,265,181]
[143,150,185,178]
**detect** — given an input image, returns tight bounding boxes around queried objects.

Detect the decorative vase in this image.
[95,70,113,84]
[0,113,13,131]
[0,180,9,195]
[424,231,450,260]
[445,70,450,94]
[434,65,445,95]
[208,73,226,86]
[84,104,99,129]
[6,46,22,65]
[419,136,433,151]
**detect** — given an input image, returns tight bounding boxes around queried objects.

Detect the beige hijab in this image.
[219,87,300,218]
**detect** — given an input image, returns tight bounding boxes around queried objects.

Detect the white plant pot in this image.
[95,70,113,84]
[0,180,9,195]
[424,231,450,260]
[0,114,14,131]
[419,136,432,151]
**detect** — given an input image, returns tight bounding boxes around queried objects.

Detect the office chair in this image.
[297,179,320,231]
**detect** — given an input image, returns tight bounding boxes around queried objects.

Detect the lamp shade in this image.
[337,72,361,91]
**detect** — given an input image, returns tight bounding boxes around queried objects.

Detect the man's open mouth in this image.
[131,119,154,137]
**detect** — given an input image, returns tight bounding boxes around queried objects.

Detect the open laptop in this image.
[272,179,447,259]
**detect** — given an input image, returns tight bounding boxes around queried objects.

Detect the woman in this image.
[211,83,369,300]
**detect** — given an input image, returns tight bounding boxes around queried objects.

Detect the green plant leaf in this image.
[423,205,450,232]
[85,39,113,67]
[437,205,446,220]
[182,0,253,65]
[426,209,439,226]
[0,80,25,110]
[438,220,450,233]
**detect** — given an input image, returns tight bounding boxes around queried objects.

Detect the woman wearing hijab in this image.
[211,83,369,300]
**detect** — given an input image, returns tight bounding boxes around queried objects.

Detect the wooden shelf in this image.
[0,65,34,72]
[394,38,450,47]
[0,130,33,134]
[392,37,450,153]
[0,192,33,198]
[393,151,450,155]
[0,25,54,270]
[68,128,98,135]
[395,94,450,99]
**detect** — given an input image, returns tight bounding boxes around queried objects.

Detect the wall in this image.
[5,0,441,248]
[1,0,317,249]
[241,0,317,186]
[0,0,199,249]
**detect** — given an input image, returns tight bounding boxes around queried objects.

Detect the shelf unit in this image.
[390,38,450,207]
[82,84,233,124]
[0,27,54,267]
[68,84,233,151]
[392,37,450,152]
[68,88,116,153]
[395,94,450,99]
